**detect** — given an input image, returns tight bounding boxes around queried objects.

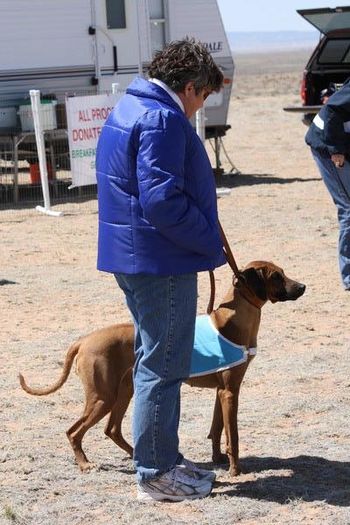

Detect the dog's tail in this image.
[18,340,80,396]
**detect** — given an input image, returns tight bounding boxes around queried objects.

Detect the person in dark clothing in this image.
[306,79,350,290]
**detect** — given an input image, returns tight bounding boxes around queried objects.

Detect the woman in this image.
[96,39,226,501]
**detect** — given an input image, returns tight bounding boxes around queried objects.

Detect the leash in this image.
[207,221,241,314]
[218,221,241,278]
[206,221,263,314]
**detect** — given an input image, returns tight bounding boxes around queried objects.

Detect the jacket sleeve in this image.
[135,110,223,257]
[322,106,349,155]
[323,84,350,154]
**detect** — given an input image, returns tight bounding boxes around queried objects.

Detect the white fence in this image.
[0,89,109,211]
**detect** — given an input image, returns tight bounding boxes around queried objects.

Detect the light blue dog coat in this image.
[190,315,257,378]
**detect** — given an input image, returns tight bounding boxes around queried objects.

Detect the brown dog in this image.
[19,261,305,477]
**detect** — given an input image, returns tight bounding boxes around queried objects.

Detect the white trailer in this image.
[0,0,234,130]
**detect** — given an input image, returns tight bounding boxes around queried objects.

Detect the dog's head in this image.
[239,261,306,304]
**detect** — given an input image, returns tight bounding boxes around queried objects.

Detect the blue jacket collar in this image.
[126,76,184,114]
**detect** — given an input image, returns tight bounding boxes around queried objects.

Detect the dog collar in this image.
[234,278,266,309]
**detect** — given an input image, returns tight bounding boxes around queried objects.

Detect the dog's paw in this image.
[79,461,96,473]
[229,465,242,477]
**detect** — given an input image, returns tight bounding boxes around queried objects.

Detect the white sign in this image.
[66,93,122,187]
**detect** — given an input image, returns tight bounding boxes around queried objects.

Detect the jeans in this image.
[114,272,198,482]
[312,149,350,289]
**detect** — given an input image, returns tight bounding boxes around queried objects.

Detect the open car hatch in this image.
[297,6,350,35]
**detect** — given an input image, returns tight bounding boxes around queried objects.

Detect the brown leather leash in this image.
[206,221,242,314]
[206,221,263,314]
[218,221,241,278]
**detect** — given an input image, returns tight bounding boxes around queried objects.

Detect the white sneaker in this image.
[137,465,212,502]
[179,457,216,483]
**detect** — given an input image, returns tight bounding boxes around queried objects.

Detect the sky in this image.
[217,0,349,32]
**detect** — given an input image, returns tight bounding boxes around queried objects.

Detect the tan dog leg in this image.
[104,368,134,457]
[218,387,241,476]
[208,390,228,464]
[66,399,111,471]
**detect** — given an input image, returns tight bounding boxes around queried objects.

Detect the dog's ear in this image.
[241,267,267,301]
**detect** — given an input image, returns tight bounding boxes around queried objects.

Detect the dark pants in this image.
[312,149,350,289]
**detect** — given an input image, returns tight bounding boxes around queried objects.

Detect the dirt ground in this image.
[1,49,350,524]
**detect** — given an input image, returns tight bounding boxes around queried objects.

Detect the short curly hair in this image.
[148,38,223,94]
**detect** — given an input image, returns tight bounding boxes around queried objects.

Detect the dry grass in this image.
[1,50,350,524]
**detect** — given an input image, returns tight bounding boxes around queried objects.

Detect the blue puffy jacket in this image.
[96,77,226,275]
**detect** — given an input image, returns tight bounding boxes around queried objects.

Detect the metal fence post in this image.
[195,106,231,198]
[30,90,62,216]
[112,83,120,94]
[195,108,206,144]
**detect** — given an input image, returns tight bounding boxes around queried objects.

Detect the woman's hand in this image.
[331,154,345,168]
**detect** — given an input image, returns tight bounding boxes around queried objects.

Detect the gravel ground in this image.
[1,49,350,524]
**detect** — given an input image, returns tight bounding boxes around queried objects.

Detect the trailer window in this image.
[106,0,126,29]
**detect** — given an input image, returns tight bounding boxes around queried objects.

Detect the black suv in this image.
[285,6,350,124]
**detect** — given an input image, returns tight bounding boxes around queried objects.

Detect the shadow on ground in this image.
[217,172,320,187]
[0,279,17,286]
[214,455,350,506]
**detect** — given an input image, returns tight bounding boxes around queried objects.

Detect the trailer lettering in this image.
[203,41,223,53]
